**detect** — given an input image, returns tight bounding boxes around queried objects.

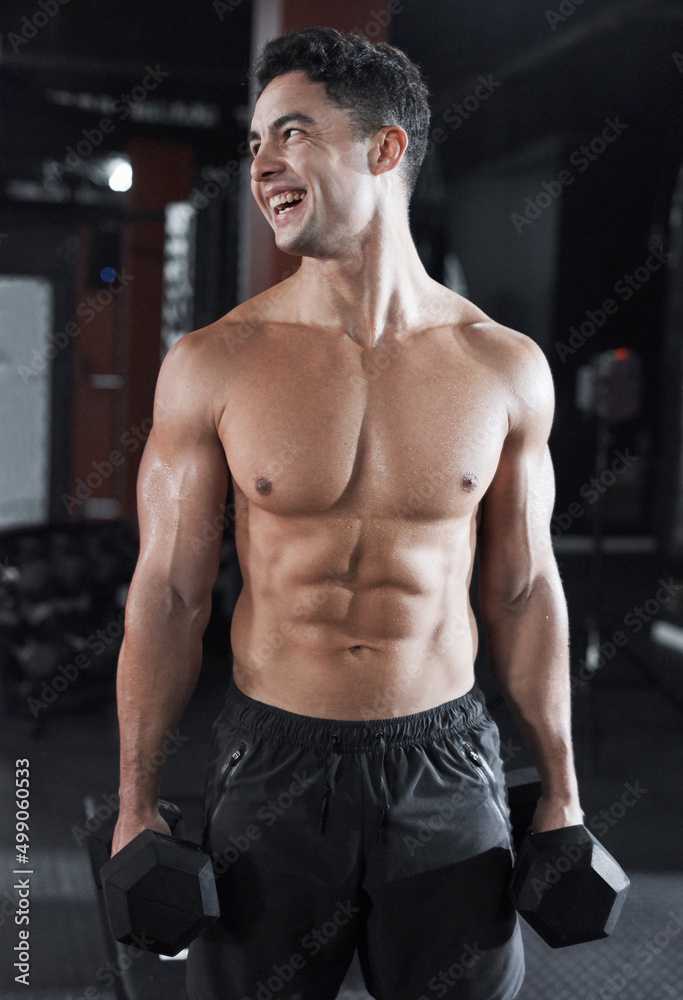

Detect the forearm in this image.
[481,568,579,803]
[116,583,210,816]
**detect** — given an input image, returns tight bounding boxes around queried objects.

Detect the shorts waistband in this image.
[220,676,488,750]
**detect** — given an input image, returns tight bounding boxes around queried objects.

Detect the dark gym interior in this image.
[1,0,683,997]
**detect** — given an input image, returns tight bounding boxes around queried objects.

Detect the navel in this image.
[461,472,479,493]
[255,476,272,495]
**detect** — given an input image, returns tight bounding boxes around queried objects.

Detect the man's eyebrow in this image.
[247,112,317,146]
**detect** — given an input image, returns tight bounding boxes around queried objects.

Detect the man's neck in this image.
[290,213,437,349]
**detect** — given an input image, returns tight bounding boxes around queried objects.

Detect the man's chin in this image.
[274,232,312,258]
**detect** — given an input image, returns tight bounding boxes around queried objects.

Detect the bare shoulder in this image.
[155,322,234,429]
[426,283,554,441]
[452,296,554,432]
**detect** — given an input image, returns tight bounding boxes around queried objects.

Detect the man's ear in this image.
[369,125,408,178]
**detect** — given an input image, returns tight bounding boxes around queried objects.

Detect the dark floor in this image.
[0,551,682,998]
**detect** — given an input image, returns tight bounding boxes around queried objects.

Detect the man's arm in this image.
[111,333,229,855]
[477,336,583,833]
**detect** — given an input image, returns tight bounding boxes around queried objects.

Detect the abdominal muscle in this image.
[229,512,479,720]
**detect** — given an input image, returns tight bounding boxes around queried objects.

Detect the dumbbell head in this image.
[509,824,630,948]
[100,829,220,956]
[85,797,185,889]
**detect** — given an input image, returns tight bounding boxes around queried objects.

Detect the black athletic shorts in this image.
[186,677,525,1000]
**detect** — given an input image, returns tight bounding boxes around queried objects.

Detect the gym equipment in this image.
[87,799,185,888]
[88,772,628,958]
[90,799,220,957]
[509,823,630,948]
[101,830,220,956]
[0,521,138,721]
[85,797,189,1000]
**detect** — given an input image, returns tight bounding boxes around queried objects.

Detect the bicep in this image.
[132,343,230,610]
[478,349,557,606]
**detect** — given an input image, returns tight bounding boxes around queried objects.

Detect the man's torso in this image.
[201,284,521,719]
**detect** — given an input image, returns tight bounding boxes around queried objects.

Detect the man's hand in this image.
[111,808,173,858]
[531,793,584,834]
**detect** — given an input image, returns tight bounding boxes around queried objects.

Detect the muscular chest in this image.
[218,327,509,521]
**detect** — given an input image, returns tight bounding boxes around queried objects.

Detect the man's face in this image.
[248,71,379,258]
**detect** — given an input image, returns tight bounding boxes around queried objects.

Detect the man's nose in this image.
[250,143,284,182]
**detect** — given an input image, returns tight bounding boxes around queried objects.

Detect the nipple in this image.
[461,472,479,493]
[255,477,272,495]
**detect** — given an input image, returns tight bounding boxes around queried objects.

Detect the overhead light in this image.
[108,159,132,192]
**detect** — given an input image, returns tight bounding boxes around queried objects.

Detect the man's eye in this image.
[250,128,301,156]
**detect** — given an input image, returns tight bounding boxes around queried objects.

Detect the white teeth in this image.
[268,191,305,208]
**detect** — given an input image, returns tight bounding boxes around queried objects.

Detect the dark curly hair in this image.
[252,26,431,201]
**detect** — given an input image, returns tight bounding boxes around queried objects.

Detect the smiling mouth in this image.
[268,190,306,218]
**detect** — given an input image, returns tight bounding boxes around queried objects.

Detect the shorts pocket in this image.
[203,726,250,832]
[207,738,249,828]
[458,737,510,831]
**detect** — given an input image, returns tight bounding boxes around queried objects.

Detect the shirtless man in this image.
[112,26,582,1000]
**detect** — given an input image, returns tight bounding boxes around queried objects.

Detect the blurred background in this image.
[1,0,682,997]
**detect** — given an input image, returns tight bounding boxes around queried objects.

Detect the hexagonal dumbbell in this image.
[509,823,630,948]
[86,798,185,890]
[99,826,220,957]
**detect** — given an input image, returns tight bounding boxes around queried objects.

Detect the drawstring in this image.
[318,734,340,834]
[318,730,390,845]
[375,731,389,846]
